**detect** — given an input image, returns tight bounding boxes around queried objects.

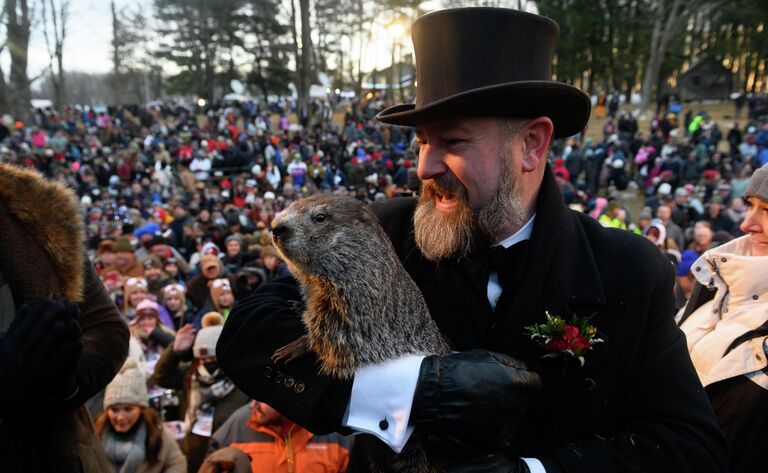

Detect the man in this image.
[102,236,144,280]
[187,253,225,310]
[0,163,129,472]
[218,8,727,473]
[671,186,700,229]
[200,400,352,473]
[149,234,192,275]
[701,196,736,236]
[690,220,715,254]
[674,250,699,311]
[656,204,685,251]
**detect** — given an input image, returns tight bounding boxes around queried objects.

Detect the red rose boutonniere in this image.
[525,311,603,366]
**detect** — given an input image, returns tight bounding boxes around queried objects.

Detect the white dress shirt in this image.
[342,216,545,472]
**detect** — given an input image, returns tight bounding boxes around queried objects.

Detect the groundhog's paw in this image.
[271,335,309,364]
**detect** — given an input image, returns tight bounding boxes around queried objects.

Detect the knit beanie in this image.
[193,312,224,358]
[745,166,768,203]
[225,234,243,249]
[209,278,233,308]
[103,358,149,408]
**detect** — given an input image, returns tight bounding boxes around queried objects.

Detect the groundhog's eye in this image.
[313,213,327,223]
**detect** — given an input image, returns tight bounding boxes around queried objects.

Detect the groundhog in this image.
[270,194,451,473]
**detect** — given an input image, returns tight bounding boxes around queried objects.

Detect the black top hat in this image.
[376,8,591,138]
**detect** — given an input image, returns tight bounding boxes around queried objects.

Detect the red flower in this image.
[545,325,592,355]
[546,336,569,352]
[571,335,591,352]
[526,312,603,367]
[563,325,580,340]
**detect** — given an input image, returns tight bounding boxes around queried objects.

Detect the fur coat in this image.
[0,163,130,472]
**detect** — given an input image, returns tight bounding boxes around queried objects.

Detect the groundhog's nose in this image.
[272,223,290,242]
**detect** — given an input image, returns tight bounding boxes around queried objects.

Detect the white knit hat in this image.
[104,358,149,408]
[193,312,224,358]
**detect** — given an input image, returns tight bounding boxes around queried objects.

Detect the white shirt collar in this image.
[496,214,536,249]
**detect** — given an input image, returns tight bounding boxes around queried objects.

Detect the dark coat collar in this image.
[489,166,606,352]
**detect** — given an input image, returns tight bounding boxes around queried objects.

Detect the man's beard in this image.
[413,148,526,261]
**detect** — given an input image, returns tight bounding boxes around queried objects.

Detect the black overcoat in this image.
[217,167,728,472]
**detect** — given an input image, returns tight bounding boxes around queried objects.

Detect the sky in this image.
[23,0,152,77]
[9,0,536,90]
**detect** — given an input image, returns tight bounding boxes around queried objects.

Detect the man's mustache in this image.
[422,174,467,200]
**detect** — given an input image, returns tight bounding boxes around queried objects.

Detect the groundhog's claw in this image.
[272,335,309,364]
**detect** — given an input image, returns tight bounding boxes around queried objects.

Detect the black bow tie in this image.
[486,241,530,293]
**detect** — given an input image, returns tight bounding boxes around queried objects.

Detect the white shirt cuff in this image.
[342,354,425,453]
[521,457,546,473]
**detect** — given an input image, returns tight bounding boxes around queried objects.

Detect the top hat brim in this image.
[376,81,591,139]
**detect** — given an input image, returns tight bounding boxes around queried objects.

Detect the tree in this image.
[637,0,729,115]
[110,0,150,103]
[243,0,292,100]
[5,0,32,121]
[41,0,70,110]
[0,7,8,112]
[297,0,313,117]
[153,0,248,99]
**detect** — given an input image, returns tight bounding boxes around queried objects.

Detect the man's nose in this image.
[417,145,448,181]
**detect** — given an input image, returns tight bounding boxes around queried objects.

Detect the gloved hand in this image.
[446,453,531,473]
[411,350,541,455]
[412,350,542,426]
[0,298,84,407]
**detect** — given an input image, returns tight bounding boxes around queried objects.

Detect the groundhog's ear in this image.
[358,204,379,224]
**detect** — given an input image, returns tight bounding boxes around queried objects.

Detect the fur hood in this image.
[0,163,84,302]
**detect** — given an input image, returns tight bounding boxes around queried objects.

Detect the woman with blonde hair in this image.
[129,300,175,383]
[123,277,150,321]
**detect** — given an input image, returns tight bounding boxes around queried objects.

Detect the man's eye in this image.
[444,139,464,146]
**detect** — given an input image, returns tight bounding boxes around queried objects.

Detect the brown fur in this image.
[271,195,449,473]
[0,163,84,302]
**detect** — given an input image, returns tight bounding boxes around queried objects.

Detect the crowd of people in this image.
[1,71,767,472]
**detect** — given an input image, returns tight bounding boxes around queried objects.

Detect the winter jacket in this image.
[102,426,187,473]
[154,346,249,473]
[0,163,129,472]
[219,166,728,472]
[678,235,768,471]
[208,403,351,473]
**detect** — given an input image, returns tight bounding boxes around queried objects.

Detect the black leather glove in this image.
[0,298,83,407]
[411,350,541,456]
[446,453,531,473]
[412,350,542,427]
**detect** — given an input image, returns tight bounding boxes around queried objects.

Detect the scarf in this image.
[184,365,235,434]
[102,422,147,473]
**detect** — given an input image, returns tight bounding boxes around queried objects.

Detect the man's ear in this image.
[521,117,554,173]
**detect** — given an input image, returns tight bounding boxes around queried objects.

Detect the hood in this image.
[0,163,84,302]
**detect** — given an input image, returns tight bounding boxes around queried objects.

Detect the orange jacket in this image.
[211,404,351,473]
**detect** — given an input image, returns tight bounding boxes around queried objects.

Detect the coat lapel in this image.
[489,166,606,355]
